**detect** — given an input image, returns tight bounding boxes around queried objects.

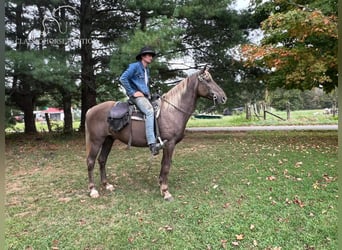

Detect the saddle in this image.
[107,98,161,133]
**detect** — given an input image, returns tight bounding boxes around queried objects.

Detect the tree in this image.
[175,0,254,110]
[111,0,251,111]
[5,0,255,134]
[109,1,185,96]
[5,2,40,133]
[5,0,82,133]
[241,0,337,93]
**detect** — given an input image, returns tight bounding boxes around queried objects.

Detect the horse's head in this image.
[197,65,227,104]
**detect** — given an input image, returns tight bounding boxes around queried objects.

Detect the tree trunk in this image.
[62,91,73,134]
[12,3,37,134]
[12,91,37,134]
[79,0,96,132]
[44,113,52,132]
[57,7,73,134]
[140,10,147,31]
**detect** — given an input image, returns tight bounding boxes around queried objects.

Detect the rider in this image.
[119,46,164,155]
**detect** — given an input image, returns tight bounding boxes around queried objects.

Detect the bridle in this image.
[198,70,219,106]
[161,71,218,115]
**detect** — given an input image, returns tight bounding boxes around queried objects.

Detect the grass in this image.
[5,131,337,249]
[5,109,338,133]
[187,109,338,127]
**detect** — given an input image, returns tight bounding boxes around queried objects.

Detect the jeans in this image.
[131,96,156,145]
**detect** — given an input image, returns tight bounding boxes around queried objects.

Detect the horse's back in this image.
[86,101,115,122]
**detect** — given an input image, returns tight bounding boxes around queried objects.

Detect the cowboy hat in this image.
[136,46,156,60]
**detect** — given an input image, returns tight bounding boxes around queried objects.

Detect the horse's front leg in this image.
[98,136,115,192]
[159,142,175,201]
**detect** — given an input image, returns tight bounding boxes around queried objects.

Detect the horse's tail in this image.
[85,110,91,157]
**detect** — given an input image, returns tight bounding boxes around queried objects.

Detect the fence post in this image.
[286,102,291,120]
[332,100,337,117]
[263,105,266,120]
[246,103,251,120]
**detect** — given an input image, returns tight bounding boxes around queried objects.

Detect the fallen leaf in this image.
[221,239,228,249]
[231,241,239,246]
[313,181,320,189]
[295,162,303,168]
[250,224,255,230]
[236,234,244,240]
[58,197,72,203]
[79,218,87,225]
[223,202,231,209]
[52,239,59,250]
[293,196,305,207]
[159,225,173,232]
[323,174,335,183]
[267,176,276,181]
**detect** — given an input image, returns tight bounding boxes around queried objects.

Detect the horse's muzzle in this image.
[212,94,227,104]
[219,95,227,104]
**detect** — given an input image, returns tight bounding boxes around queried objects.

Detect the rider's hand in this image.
[133,91,144,97]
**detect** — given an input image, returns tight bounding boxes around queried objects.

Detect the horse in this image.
[85,66,227,201]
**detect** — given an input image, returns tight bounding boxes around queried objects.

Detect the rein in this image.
[161,95,194,115]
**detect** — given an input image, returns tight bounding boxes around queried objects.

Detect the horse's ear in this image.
[201,64,208,73]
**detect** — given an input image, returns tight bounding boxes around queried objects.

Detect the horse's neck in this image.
[163,75,198,118]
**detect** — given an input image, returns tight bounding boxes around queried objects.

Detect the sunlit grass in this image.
[5,110,337,133]
[187,109,338,127]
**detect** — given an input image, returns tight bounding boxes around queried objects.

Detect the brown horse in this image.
[85,66,227,200]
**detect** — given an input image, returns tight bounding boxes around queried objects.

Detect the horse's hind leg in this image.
[87,142,102,198]
[98,136,115,192]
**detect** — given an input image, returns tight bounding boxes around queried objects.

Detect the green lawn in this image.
[5,109,338,133]
[5,131,337,249]
[187,109,338,127]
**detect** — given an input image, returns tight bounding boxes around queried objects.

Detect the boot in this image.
[149,140,167,156]
[149,142,162,156]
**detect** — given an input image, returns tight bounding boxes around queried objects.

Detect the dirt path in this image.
[186,124,338,132]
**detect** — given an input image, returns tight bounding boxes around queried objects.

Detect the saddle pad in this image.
[109,102,129,119]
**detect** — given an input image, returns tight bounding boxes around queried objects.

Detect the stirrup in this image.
[157,137,167,148]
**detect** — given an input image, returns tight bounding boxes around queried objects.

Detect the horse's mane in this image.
[163,71,200,106]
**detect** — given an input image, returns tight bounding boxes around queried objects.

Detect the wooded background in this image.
[5,0,337,133]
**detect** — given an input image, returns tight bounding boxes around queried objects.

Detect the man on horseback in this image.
[119,46,164,155]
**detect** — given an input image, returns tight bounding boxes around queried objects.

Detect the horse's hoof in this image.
[106,184,114,191]
[90,188,100,198]
[164,196,174,202]
[163,191,173,201]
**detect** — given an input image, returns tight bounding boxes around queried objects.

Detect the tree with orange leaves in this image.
[241,0,337,92]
